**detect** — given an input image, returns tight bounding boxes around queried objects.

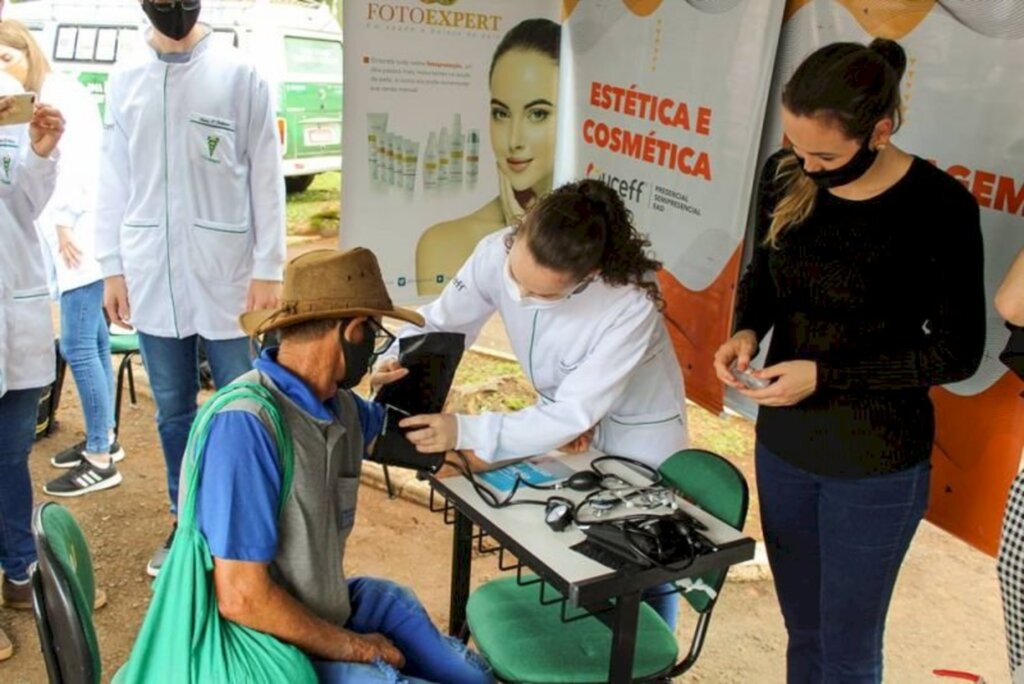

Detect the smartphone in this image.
[729,360,771,390]
[0,92,36,126]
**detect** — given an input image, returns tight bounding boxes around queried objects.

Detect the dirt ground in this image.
[0,363,1008,684]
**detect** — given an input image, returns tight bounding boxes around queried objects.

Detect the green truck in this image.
[9,0,343,193]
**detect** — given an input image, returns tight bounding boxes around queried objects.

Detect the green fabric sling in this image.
[113,382,318,683]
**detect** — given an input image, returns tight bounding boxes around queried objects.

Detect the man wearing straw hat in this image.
[192,247,493,683]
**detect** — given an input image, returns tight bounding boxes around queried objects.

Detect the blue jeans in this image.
[644,584,679,629]
[137,333,252,511]
[60,281,114,453]
[0,387,44,582]
[312,578,494,684]
[756,443,930,684]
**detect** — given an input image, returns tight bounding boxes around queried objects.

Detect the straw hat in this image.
[239,247,424,336]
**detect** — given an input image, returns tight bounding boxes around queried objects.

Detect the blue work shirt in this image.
[195,349,384,562]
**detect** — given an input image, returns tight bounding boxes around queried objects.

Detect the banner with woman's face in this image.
[342,0,561,300]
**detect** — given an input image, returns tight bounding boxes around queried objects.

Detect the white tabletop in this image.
[432,450,754,604]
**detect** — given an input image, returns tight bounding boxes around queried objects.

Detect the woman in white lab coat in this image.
[381,178,688,626]
[0,20,124,497]
[390,178,688,467]
[0,71,64,661]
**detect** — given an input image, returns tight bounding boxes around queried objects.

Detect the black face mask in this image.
[142,0,201,42]
[802,140,878,189]
[337,322,376,391]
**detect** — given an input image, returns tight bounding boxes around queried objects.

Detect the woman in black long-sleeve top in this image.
[714,39,985,683]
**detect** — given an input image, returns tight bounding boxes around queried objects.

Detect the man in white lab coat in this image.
[95,0,286,577]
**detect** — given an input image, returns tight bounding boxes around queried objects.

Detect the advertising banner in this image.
[555,0,785,413]
[341,0,561,300]
[762,0,1024,555]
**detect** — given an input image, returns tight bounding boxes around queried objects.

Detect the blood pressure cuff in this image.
[371,332,466,473]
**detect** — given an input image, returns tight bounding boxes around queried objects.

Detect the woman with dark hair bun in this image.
[377,178,688,624]
[714,39,985,680]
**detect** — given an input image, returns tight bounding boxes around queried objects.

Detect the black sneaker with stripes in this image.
[43,460,123,497]
[51,440,126,469]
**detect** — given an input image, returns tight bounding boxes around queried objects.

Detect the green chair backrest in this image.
[33,502,101,683]
[658,448,749,613]
[109,332,140,355]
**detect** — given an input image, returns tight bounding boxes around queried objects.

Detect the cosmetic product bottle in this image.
[450,113,464,184]
[367,113,387,182]
[376,129,389,181]
[424,132,438,190]
[404,139,420,191]
[383,133,393,185]
[438,127,450,184]
[466,129,480,183]
[390,134,403,186]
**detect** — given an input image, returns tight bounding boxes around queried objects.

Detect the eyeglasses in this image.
[366,318,396,357]
[147,0,201,12]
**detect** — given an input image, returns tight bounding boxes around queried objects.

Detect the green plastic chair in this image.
[109,331,140,437]
[464,448,749,683]
[30,502,102,684]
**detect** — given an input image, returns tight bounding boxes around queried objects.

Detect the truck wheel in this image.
[285,174,316,194]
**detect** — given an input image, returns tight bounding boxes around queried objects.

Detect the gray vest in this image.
[193,369,363,628]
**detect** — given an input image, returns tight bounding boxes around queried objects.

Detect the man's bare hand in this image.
[361,633,405,669]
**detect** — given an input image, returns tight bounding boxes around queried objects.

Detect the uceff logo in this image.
[586,162,646,205]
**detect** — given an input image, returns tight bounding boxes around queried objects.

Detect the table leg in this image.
[608,591,641,684]
[449,508,473,639]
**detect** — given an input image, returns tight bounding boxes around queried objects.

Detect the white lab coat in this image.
[95,28,286,340]
[36,72,103,295]
[397,229,689,467]
[0,87,59,396]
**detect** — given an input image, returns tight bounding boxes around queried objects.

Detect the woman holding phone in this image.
[0,20,125,497]
[0,70,65,660]
[714,40,985,680]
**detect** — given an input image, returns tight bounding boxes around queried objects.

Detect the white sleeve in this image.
[95,79,130,278]
[44,82,97,231]
[246,70,285,282]
[456,296,660,463]
[390,238,499,350]
[2,143,58,222]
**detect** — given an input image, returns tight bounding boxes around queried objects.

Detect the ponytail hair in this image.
[768,38,907,246]
[507,178,664,308]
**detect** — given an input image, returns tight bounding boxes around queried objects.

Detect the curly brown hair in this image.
[506,179,664,308]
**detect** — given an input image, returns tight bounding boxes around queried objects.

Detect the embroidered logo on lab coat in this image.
[1,153,10,185]
[204,135,221,164]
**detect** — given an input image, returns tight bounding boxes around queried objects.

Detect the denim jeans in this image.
[0,387,44,582]
[60,280,114,453]
[756,442,930,684]
[137,333,252,511]
[644,584,679,629]
[311,578,494,684]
